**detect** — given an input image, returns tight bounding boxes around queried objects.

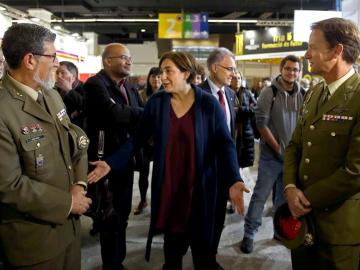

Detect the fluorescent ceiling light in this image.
[51,18,260,24]
[30,17,40,22]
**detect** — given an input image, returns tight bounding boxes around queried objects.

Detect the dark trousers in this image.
[99,168,134,270]
[291,242,360,270]
[137,145,152,203]
[138,160,150,203]
[163,232,215,270]
[210,187,228,266]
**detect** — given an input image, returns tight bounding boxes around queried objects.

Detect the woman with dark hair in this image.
[134,67,162,215]
[191,62,206,85]
[230,70,257,168]
[88,51,249,269]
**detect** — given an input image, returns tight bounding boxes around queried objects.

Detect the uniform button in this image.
[331,132,336,137]
[307,142,312,147]
[68,165,72,170]
[303,175,308,180]
[310,125,315,130]
[305,158,310,164]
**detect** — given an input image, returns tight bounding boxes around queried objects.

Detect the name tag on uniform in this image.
[57,108,67,121]
[36,154,45,168]
[322,114,353,122]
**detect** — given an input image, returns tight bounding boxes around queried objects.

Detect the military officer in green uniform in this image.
[0,23,92,269]
[283,18,360,270]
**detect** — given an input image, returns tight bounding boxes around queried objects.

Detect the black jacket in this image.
[236,87,256,168]
[62,81,86,129]
[84,69,143,161]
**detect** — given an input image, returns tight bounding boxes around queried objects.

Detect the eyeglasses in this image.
[107,55,133,63]
[283,66,300,73]
[217,64,236,73]
[32,53,57,63]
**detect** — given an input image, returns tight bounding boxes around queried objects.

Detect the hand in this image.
[229,181,250,216]
[285,187,312,218]
[70,185,92,215]
[87,160,111,184]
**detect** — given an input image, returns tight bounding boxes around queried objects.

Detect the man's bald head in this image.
[101,43,132,81]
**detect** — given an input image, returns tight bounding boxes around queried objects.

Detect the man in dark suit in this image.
[199,47,237,270]
[0,23,91,270]
[284,18,360,270]
[84,43,143,270]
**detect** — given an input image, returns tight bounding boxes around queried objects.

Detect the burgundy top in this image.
[156,104,196,233]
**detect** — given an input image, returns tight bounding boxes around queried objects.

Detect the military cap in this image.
[274,203,315,250]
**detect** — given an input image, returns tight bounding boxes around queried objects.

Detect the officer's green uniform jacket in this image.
[0,73,89,266]
[284,72,360,245]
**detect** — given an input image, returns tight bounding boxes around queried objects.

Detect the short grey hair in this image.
[1,23,56,69]
[207,47,235,71]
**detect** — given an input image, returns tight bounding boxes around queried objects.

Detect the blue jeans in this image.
[244,155,286,239]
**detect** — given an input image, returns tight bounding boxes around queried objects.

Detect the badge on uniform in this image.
[322,114,353,122]
[78,135,90,149]
[57,108,67,121]
[36,154,45,169]
[21,123,43,135]
[20,126,30,135]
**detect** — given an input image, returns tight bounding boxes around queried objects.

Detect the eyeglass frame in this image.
[283,66,300,73]
[217,64,236,73]
[32,52,57,63]
[107,55,133,63]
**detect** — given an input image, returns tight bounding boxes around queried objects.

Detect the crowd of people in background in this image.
[1,16,360,270]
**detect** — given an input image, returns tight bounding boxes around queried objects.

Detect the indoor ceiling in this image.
[0,0,338,44]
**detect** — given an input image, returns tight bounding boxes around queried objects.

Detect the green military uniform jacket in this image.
[0,73,89,266]
[284,72,360,245]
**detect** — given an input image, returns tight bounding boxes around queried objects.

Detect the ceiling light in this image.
[140,29,146,33]
[30,17,41,22]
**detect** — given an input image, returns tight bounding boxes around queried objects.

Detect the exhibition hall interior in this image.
[0,0,359,269]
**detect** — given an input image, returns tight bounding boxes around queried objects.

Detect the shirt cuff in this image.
[74,181,87,191]
[284,184,296,192]
[68,195,73,216]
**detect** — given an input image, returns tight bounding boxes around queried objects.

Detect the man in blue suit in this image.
[199,47,237,270]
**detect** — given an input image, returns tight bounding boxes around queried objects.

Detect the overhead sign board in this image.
[242,27,307,55]
[159,13,208,39]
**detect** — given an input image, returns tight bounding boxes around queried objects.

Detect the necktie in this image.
[37,92,46,110]
[119,84,129,105]
[217,90,226,116]
[318,86,330,110]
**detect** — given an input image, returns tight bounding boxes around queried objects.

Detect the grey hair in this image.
[207,47,235,71]
[1,23,56,69]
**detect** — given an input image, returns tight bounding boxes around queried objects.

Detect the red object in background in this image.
[278,216,303,240]
[79,73,96,82]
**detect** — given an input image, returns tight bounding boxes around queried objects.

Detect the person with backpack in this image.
[240,55,304,253]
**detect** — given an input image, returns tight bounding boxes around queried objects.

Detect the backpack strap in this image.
[270,84,278,111]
